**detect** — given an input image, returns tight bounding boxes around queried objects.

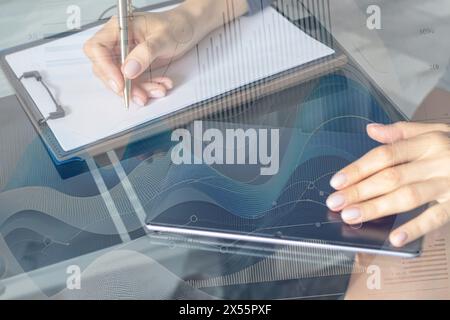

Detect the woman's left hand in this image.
[326,122,450,247]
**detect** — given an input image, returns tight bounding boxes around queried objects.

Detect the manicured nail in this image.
[330,173,347,189]
[124,59,142,79]
[109,80,119,93]
[164,80,174,90]
[326,194,346,210]
[367,123,384,130]
[150,90,166,98]
[133,96,146,107]
[341,208,362,222]
[391,231,408,247]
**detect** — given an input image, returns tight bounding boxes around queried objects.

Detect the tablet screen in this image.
[146,74,423,257]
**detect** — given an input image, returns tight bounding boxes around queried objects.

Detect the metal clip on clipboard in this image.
[19,71,66,125]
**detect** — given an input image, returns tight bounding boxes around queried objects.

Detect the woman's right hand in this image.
[83,3,201,106]
[84,0,250,107]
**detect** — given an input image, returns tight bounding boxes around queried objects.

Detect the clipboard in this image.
[0,0,348,164]
[0,0,423,261]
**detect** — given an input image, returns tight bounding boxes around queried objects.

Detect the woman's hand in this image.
[83,0,249,106]
[83,6,198,106]
[326,122,450,247]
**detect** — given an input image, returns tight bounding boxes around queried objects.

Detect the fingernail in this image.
[367,123,384,130]
[341,208,362,222]
[164,81,174,90]
[124,59,142,79]
[133,96,146,107]
[391,231,408,247]
[326,194,346,210]
[150,90,166,98]
[109,80,119,93]
[330,173,347,189]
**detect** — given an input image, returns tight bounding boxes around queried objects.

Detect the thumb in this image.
[122,39,161,79]
[367,121,450,144]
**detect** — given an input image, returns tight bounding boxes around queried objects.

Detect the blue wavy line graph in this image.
[142,74,390,219]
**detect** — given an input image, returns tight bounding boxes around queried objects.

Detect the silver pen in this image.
[118,0,132,109]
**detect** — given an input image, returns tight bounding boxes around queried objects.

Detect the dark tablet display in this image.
[147,74,423,257]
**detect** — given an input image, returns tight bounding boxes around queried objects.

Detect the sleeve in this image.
[246,0,273,15]
[437,62,450,92]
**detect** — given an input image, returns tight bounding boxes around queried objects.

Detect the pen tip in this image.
[124,80,131,110]
[123,91,130,110]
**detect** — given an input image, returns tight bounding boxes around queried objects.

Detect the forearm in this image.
[413,88,450,124]
[177,0,249,39]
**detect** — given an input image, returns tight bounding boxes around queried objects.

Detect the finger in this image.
[84,18,124,92]
[367,122,450,144]
[339,178,450,225]
[92,65,109,89]
[89,44,123,93]
[130,85,149,107]
[151,77,174,90]
[139,82,168,99]
[389,201,450,247]
[123,38,164,80]
[94,64,148,106]
[92,65,121,95]
[330,134,433,190]
[327,159,439,211]
[136,74,174,91]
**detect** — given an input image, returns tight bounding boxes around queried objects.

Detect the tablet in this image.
[146,73,423,258]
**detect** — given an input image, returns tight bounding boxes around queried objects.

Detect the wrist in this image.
[179,0,249,38]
